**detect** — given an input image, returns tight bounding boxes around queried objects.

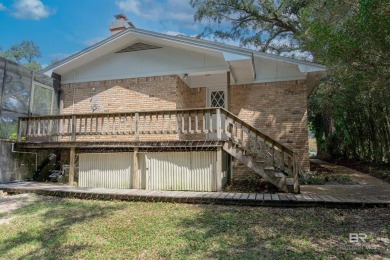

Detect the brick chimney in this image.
[110,14,135,35]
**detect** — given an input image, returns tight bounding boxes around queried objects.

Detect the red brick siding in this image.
[230,80,309,178]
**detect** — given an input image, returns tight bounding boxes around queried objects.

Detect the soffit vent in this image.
[116,42,162,53]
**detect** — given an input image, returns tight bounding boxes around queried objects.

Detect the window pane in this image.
[0,59,4,107]
[2,62,32,114]
[211,91,225,107]
[33,72,53,88]
[32,84,53,116]
[0,111,23,139]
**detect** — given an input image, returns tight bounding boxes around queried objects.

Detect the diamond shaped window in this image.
[211,91,225,107]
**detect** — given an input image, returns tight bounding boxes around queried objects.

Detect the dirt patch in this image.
[300,161,355,185]
[302,159,390,200]
[223,176,278,193]
[0,193,36,225]
[324,158,390,184]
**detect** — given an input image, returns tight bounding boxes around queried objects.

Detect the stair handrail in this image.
[220,108,296,157]
[220,108,300,190]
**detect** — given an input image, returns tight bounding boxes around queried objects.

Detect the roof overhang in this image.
[41,28,326,79]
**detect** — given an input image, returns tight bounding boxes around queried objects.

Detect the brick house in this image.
[17,15,325,193]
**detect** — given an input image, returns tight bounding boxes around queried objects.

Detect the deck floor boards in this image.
[0,182,388,208]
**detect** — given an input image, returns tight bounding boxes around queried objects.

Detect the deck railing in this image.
[17,107,299,187]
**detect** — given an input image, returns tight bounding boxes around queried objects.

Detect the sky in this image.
[0,0,202,67]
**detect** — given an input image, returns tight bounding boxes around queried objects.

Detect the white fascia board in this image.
[297,64,325,73]
[60,66,229,84]
[232,75,307,85]
[42,27,326,75]
[223,52,250,61]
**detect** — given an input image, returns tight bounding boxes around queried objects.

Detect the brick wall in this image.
[61,75,206,142]
[62,76,178,114]
[60,76,308,175]
[229,80,309,178]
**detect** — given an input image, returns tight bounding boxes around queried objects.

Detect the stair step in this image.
[274,172,285,178]
[223,142,289,193]
[286,178,294,186]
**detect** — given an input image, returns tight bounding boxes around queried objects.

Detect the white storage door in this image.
[145,151,216,191]
[79,153,133,189]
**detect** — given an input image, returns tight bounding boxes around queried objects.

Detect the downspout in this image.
[11,143,38,171]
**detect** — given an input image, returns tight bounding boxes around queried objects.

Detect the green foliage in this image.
[0,120,17,139]
[190,0,309,55]
[24,61,42,71]
[0,40,42,71]
[192,0,390,163]
[303,0,390,163]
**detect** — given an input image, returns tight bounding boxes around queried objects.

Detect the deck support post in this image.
[133,148,139,189]
[216,147,223,191]
[69,146,75,186]
[216,108,222,139]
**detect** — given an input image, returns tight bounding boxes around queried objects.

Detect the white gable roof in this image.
[42,27,325,85]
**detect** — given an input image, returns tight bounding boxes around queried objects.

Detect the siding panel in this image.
[144,151,216,191]
[79,153,133,189]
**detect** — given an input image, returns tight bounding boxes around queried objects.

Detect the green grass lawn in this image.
[0,195,389,259]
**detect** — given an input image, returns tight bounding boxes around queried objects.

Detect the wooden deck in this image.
[15,140,224,150]
[1,182,389,208]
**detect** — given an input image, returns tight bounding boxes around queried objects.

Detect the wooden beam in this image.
[133,148,139,189]
[216,108,221,139]
[216,147,223,191]
[69,147,75,186]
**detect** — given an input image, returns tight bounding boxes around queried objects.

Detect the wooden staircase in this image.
[220,109,300,193]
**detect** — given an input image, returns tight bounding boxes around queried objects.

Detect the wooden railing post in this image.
[71,115,76,141]
[17,118,23,142]
[216,108,222,139]
[293,154,299,193]
[135,112,140,141]
[272,142,275,168]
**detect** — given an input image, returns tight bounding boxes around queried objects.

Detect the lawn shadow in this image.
[0,195,126,259]
[172,204,389,259]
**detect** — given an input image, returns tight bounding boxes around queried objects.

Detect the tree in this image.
[20,40,41,63]
[0,40,42,70]
[24,61,42,71]
[303,0,390,162]
[192,0,390,163]
[190,0,309,56]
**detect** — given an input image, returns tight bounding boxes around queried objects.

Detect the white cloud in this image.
[116,0,195,26]
[116,0,140,14]
[82,37,105,47]
[0,3,6,11]
[11,0,55,20]
[116,0,162,20]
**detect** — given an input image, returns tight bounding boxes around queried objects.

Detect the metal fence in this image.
[0,57,58,139]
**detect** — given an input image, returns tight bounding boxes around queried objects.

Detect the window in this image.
[210,91,225,107]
